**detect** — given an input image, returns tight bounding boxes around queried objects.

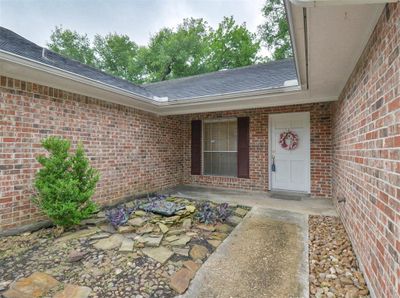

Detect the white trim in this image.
[0,51,337,116]
[203,118,237,123]
[203,151,237,153]
[268,112,311,193]
[289,0,397,6]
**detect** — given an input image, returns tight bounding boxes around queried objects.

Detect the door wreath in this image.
[279,130,299,150]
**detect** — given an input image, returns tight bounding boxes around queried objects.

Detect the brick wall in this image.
[0,77,184,231]
[181,102,333,198]
[332,3,400,297]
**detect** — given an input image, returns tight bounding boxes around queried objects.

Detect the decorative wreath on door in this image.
[279,130,299,150]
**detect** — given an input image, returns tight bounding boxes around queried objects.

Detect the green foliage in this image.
[93,33,145,82]
[33,137,99,227]
[144,18,211,82]
[48,26,97,66]
[47,15,261,84]
[258,0,292,60]
[206,16,260,71]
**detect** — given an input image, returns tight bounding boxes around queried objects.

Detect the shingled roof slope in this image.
[0,27,298,101]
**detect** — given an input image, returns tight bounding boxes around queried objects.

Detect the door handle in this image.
[271,155,276,172]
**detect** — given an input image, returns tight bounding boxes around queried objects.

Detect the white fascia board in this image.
[0,50,160,114]
[158,90,337,116]
[290,0,397,7]
[1,50,334,116]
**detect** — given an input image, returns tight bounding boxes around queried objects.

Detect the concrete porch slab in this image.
[179,207,309,298]
[167,184,337,216]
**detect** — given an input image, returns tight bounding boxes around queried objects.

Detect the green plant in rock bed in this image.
[32,137,99,228]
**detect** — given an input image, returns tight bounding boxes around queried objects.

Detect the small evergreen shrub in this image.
[33,137,99,227]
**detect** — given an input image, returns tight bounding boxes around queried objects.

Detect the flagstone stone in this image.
[167,229,185,235]
[117,225,135,233]
[136,224,154,234]
[186,205,196,213]
[128,217,146,227]
[170,268,192,294]
[197,224,216,232]
[134,210,147,216]
[166,235,179,242]
[68,250,87,262]
[227,215,242,225]
[3,272,60,298]
[80,217,107,226]
[89,233,110,240]
[93,234,125,250]
[141,235,163,247]
[173,247,190,257]
[119,238,134,253]
[99,224,116,234]
[164,215,180,223]
[170,235,191,246]
[55,227,99,242]
[210,232,228,240]
[182,218,192,230]
[234,207,248,217]
[53,284,92,298]
[142,247,174,264]
[183,260,201,274]
[158,223,169,233]
[207,239,222,248]
[215,223,232,233]
[190,245,209,260]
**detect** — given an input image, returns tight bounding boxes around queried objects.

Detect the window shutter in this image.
[237,117,249,178]
[191,120,202,175]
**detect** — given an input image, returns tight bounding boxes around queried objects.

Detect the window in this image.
[203,119,237,177]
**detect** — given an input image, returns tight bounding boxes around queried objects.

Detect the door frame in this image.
[268,111,311,193]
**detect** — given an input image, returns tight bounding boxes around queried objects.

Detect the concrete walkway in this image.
[168,184,337,216]
[167,185,337,298]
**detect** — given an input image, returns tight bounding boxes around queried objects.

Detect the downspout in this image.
[289,0,398,7]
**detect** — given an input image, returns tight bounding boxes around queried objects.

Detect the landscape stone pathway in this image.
[0,197,248,297]
[181,207,309,298]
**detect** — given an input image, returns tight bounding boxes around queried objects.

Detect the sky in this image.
[0,0,266,49]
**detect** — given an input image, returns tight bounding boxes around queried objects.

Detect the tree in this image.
[33,137,99,228]
[93,33,144,82]
[48,26,96,66]
[258,0,292,60]
[144,18,211,82]
[46,14,263,83]
[207,16,260,71]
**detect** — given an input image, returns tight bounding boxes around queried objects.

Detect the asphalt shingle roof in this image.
[0,27,297,101]
[143,59,297,100]
[0,27,152,98]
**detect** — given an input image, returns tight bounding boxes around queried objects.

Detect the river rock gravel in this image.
[309,215,370,298]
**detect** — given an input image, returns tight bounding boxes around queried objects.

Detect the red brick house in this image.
[0,1,399,297]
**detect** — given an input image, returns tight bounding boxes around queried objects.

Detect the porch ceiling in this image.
[288,1,385,100]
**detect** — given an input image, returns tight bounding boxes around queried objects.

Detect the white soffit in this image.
[288,1,385,100]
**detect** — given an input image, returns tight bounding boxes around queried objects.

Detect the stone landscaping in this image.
[0,196,249,298]
[309,215,370,298]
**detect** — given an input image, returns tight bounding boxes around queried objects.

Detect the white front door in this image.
[269,112,310,193]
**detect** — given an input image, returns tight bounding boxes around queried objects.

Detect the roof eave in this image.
[1,50,332,116]
[0,50,160,113]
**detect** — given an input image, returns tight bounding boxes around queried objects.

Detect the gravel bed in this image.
[309,215,370,298]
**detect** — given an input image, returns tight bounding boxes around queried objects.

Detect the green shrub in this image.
[33,137,99,227]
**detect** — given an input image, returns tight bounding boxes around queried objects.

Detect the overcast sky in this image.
[0,0,265,49]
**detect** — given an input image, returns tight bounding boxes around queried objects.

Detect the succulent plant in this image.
[215,202,232,222]
[195,202,216,224]
[195,201,232,224]
[105,205,134,228]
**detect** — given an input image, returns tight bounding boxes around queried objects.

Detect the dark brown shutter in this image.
[237,117,250,178]
[191,120,202,175]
